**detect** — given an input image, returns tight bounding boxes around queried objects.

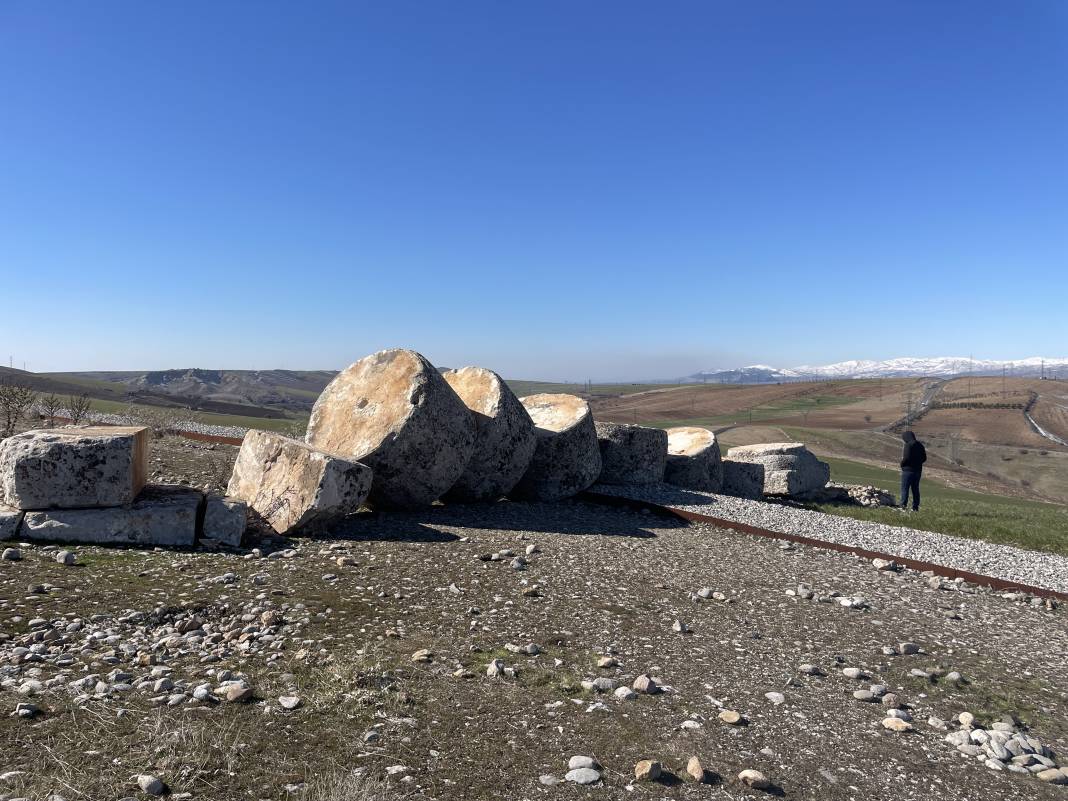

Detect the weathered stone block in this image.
[20,485,201,547]
[509,394,601,502]
[663,426,722,491]
[721,460,764,500]
[227,430,372,534]
[442,366,536,502]
[201,495,247,547]
[0,426,149,510]
[594,422,667,485]
[306,349,474,508]
[726,442,830,497]
[0,504,22,541]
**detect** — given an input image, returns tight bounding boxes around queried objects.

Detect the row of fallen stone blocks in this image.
[0,427,246,548]
[225,349,824,536]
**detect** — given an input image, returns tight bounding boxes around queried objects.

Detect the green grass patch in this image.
[810,455,1068,555]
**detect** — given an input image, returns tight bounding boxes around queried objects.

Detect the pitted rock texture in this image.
[509,394,601,502]
[594,422,667,485]
[201,495,247,547]
[663,426,723,491]
[20,485,201,546]
[727,442,830,497]
[305,349,475,508]
[227,430,371,534]
[0,426,149,510]
[721,459,765,500]
[442,366,536,502]
[0,504,22,541]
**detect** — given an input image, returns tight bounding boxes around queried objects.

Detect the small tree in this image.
[40,393,62,427]
[0,379,38,438]
[67,393,92,425]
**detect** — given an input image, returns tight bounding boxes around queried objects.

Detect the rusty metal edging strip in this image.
[579,490,1068,602]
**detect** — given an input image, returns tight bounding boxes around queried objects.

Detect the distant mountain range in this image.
[685,357,1068,384]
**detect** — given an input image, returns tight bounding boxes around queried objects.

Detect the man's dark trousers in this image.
[900,469,921,511]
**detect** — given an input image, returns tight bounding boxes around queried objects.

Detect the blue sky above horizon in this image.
[1,1,1065,381]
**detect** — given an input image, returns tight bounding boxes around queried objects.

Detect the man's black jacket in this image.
[900,432,927,471]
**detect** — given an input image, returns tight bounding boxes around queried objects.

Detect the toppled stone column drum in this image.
[227,430,372,534]
[0,426,149,510]
[594,422,667,485]
[442,366,536,502]
[509,394,601,502]
[726,442,830,497]
[663,426,722,491]
[305,349,475,508]
[721,460,765,500]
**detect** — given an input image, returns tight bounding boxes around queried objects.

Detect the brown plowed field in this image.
[591,379,923,430]
[911,408,1055,450]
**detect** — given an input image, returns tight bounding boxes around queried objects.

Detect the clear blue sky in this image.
[1,1,1065,380]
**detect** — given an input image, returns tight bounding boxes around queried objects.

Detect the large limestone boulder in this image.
[594,422,667,485]
[726,442,830,497]
[663,426,722,491]
[442,367,536,502]
[0,426,149,510]
[227,430,372,534]
[0,505,22,541]
[305,349,475,508]
[20,485,201,547]
[509,394,601,502]
[721,460,765,500]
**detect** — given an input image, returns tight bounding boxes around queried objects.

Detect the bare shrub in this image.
[68,392,92,424]
[279,418,309,439]
[125,404,187,438]
[39,393,62,427]
[0,379,37,437]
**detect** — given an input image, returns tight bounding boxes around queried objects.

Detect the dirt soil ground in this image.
[1,443,1066,801]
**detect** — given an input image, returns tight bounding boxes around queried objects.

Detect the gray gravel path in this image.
[589,482,1068,595]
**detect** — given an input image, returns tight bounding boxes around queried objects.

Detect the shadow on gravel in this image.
[326,517,462,543]
[315,500,684,540]
[587,483,721,507]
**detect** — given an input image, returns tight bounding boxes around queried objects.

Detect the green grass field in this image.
[813,455,1068,556]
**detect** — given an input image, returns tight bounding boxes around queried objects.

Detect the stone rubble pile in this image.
[944,713,1066,781]
[812,482,897,507]
[0,426,246,548]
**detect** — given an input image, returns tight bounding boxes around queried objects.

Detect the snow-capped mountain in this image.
[686,357,1068,384]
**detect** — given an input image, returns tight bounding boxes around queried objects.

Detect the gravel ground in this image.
[588,483,1068,595]
[2,499,1065,800]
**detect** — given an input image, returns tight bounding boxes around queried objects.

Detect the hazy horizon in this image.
[6,351,1066,386]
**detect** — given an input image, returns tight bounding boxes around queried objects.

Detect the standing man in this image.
[899,430,927,511]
